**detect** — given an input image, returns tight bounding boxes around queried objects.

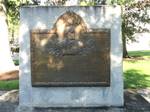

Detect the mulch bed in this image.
[0,70,19,81]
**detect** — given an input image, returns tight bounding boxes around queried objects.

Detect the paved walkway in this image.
[0,89,149,112]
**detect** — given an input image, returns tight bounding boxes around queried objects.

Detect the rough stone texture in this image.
[137,88,150,103]
[124,89,150,111]
[0,90,149,112]
[19,6,123,107]
[0,90,18,103]
[0,90,18,112]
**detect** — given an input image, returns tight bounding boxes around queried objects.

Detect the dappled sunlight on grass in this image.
[124,69,150,89]
[124,60,150,73]
[124,50,150,89]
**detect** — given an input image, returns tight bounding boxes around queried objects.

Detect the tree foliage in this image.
[108,0,150,57]
[83,0,150,57]
[6,0,21,40]
[5,0,150,58]
[122,0,150,57]
[122,0,150,41]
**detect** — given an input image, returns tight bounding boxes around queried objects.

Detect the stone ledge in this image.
[0,89,149,112]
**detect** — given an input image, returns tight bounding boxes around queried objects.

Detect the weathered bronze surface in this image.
[31,29,110,87]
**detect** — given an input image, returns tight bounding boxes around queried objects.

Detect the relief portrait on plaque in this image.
[31,11,110,86]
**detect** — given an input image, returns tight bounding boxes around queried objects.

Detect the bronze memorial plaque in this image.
[31,30,110,87]
[30,11,110,87]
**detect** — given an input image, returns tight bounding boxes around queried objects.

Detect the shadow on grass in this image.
[124,69,150,89]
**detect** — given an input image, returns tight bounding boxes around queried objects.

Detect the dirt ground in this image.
[0,70,19,81]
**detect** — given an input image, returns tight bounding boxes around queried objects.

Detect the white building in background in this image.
[127,33,150,51]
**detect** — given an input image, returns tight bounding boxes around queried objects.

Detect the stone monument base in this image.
[19,6,123,108]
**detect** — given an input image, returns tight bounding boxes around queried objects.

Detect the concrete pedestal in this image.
[19,6,123,107]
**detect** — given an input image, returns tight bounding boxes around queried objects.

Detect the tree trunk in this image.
[0,0,17,74]
[11,27,14,40]
[122,36,129,58]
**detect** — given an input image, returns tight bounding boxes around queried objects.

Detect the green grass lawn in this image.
[0,80,19,90]
[0,50,150,90]
[124,50,150,89]
[128,50,150,58]
[0,60,19,90]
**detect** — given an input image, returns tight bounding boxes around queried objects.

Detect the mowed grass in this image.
[0,60,19,90]
[0,80,19,90]
[128,50,150,58]
[124,50,150,89]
